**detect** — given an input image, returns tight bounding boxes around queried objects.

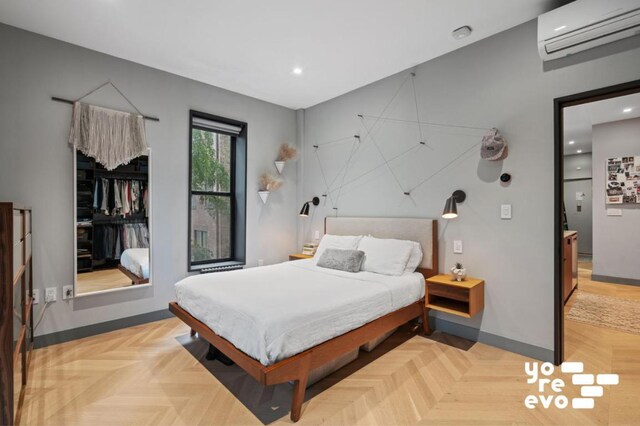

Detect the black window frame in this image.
[188,110,247,271]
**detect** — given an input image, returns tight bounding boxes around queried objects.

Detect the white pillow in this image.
[357,236,414,276]
[314,234,363,261]
[404,241,423,273]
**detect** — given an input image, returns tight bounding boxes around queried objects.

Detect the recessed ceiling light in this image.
[577,150,583,153]
[623,107,632,113]
[554,25,567,31]
[292,67,303,75]
[576,166,582,170]
[568,140,575,145]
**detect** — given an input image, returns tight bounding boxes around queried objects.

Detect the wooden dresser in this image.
[563,231,578,303]
[0,203,34,425]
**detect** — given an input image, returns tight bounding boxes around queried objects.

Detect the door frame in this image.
[553,79,640,365]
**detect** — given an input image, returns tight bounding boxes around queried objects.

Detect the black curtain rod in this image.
[51,96,160,122]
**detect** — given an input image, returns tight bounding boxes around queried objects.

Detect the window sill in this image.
[190,261,245,273]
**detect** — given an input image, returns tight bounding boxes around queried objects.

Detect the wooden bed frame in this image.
[169,219,438,422]
[117,264,149,285]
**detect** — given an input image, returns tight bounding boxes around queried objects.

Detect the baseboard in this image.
[591,274,640,287]
[34,309,173,349]
[429,315,554,363]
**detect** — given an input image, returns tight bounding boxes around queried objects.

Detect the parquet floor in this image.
[15,266,640,425]
[76,267,133,294]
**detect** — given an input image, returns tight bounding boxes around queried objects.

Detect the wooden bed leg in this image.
[290,355,311,422]
[422,307,432,335]
[290,376,308,422]
[190,328,196,337]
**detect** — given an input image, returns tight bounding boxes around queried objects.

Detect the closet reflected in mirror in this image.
[74,150,151,295]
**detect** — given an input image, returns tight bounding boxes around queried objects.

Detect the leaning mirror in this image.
[74,149,151,295]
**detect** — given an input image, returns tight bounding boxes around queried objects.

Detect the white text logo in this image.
[524,362,618,410]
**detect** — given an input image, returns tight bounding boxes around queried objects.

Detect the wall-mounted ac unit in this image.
[538,0,640,61]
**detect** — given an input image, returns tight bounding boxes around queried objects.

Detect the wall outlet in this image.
[62,285,74,300]
[453,240,463,254]
[45,287,57,303]
[501,204,512,219]
[31,289,40,305]
[257,259,264,266]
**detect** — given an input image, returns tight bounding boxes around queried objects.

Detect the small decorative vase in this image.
[450,266,467,282]
[274,161,285,174]
[258,191,270,204]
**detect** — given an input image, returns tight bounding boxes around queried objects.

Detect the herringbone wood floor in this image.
[15,266,640,425]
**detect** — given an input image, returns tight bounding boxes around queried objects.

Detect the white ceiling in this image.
[564,92,640,155]
[0,0,556,109]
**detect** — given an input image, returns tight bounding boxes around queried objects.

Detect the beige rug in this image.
[567,291,640,335]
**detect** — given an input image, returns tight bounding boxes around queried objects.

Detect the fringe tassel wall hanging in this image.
[69,102,147,170]
[55,81,158,170]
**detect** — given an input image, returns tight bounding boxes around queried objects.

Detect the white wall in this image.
[0,24,298,336]
[564,153,593,254]
[592,118,640,281]
[299,20,640,356]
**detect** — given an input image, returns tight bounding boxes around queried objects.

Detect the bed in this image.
[169,217,438,421]
[118,248,149,285]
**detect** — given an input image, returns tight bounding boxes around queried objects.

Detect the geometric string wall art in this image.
[313,71,492,214]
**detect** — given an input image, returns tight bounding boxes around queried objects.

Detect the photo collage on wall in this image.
[607,156,640,204]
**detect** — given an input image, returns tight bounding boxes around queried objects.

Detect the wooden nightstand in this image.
[289,253,314,261]
[425,274,485,319]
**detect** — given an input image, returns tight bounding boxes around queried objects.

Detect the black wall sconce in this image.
[442,190,466,219]
[299,196,320,217]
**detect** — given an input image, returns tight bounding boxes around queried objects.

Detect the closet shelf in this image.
[94,170,148,179]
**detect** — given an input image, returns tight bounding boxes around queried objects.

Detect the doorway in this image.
[554,79,640,364]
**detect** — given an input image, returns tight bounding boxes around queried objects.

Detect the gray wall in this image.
[564,153,593,254]
[564,153,593,180]
[0,24,298,337]
[564,180,593,254]
[592,118,640,280]
[299,20,640,356]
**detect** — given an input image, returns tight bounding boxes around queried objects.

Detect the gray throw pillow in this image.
[316,248,365,273]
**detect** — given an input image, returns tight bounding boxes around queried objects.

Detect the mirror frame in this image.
[73,147,152,297]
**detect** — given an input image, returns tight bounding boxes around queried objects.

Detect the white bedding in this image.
[120,248,149,279]
[174,259,424,366]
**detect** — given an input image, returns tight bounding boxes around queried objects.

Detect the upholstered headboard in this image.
[324,217,438,278]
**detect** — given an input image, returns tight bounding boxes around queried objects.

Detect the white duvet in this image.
[120,248,149,279]
[174,259,424,365]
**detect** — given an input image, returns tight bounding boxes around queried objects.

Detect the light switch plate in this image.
[501,204,512,219]
[453,240,463,254]
[607,208,622,216]
[314,230,320,240]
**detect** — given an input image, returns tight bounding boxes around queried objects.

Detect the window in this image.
[194,230,208,248]
[189,111,247,270]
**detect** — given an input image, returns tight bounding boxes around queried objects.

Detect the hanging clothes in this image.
[100,178,109,215]
[93,222,149,262]
[92,178,147,217]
